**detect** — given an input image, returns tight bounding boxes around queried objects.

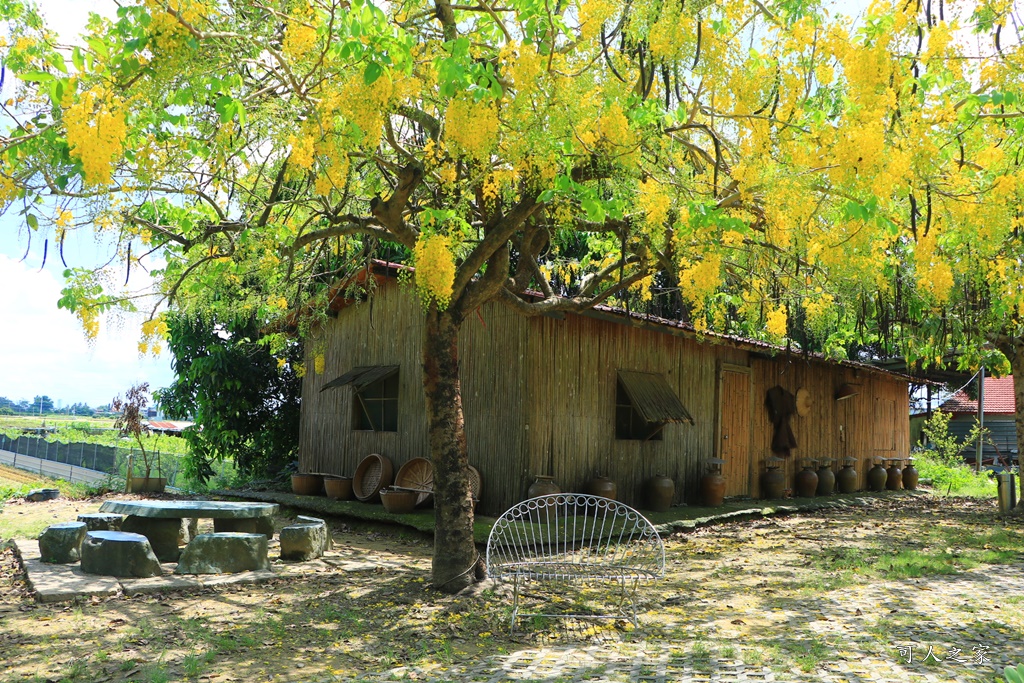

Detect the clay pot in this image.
[324,476,353,501]
[867,462,888,492]
[837,463,859,493]
[903,461,919,490]
[816,463,836,496]
[886,461,903,491]
[761,467,786,500]
[795,466,818,498]
[701,472,726,507]
[380,488,417,514]
[644,475,675,512]
[528,475,560,499]
[291,473,323,496]
[586,476,617,500]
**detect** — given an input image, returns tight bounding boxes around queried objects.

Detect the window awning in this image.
[320,365,399,392]
[617,370,695,425]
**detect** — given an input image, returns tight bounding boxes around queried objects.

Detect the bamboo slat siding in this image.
[299,280,910,515]
[749,358,909,496]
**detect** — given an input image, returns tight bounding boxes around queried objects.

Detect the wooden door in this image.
[719,366,752,497]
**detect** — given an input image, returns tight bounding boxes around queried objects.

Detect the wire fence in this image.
[0,434,187,487]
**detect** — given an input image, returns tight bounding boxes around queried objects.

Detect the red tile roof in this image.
[940,376,1016,415]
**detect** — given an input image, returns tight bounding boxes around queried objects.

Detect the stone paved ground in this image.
[3,494,1023,682]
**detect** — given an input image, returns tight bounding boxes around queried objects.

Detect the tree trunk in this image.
[422,306,477,593]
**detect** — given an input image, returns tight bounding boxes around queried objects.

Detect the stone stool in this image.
[39,522,87,564]
[213,516,274,539]
[175,533,269,574]
[81,531,163,578]
[280,517,329,561]
[77,513,124,531]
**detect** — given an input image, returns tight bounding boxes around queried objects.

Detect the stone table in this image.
[98,500,279,561]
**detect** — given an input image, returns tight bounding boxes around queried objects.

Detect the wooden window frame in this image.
[615,378,665,442]
[352,370,399,432]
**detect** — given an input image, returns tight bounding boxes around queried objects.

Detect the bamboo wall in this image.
[298,282,531,516]
[524,314,747,507]
[299,280,911,514]
[749,357,910,496]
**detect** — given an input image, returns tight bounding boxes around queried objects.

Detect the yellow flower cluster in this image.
[914,233,954,304]
[337,73,394,149]
[267,295,289,310]
[314,148,350,197]
[677,253,721,311]
[579,101,634,153]
[765,304,788,339]
[0,175,19,209]
[637,178,671,238]
[64,87,127,186]
[577,0,618,41]
[283,9,318,61]
[647,1,691,61]
[445,97,499,162]
[55,209,73,228]
[138,315,169,356]
[314,352,325,375]
[144,0,205,49]
[803,291,835,338]
[630,274,654,302]
[413,232,456,310]
[499,42,543,92]
[287,131,315,171]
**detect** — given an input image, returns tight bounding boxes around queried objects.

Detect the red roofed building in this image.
[939,376,1017,465]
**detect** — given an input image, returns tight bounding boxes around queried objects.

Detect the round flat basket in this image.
[395,458,434,507]
[353,454,394,503]
[468,465,482,502]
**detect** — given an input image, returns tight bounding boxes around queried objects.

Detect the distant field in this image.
[0,464,46,487]
[0,415,118,430]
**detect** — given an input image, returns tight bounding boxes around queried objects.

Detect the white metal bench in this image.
[485,494,664,631]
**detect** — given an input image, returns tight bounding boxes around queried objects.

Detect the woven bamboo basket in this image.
[352,454,394,503]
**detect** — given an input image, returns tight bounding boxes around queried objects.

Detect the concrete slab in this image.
[24,559,121,603]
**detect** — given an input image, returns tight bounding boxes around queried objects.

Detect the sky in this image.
[0,0,175,408]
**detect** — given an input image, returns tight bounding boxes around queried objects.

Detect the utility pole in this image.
[976,366,985,472]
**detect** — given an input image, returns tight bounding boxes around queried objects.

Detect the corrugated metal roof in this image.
[940,376,1016,415]
[617,370,695,425]
[320,365,399,392]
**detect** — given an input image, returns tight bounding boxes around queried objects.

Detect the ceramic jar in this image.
[528,475,560,499]
[586,475,617,500]
[816,459,836,496]
[886,459,903,491]
[761,460,786,499]
[903,459,919,490]
[867,461,888,492]
[644,475,675,512]
[837,459,858,493]
[701,471,726,507]
[795,462,819,498]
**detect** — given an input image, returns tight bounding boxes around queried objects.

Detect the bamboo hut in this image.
[298,264,911,516]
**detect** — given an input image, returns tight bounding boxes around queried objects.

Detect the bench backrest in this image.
[486,494,664,579]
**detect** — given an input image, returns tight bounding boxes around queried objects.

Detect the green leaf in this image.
[363,61,383,85]
[26,214,39,230]
[17,71,54,83]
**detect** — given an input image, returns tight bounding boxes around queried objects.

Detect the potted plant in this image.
[113,382,166,493]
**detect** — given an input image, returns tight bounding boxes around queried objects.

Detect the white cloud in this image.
[0,254,175,408]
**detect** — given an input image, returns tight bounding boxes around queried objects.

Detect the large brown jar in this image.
[837,457,858,493]
[867,460,888,491]
[795,460,819,498]
[816,459,836,495]
[528,475,560,499]
[701,458,726,507]
[761,457,786,499]
[644,475,675,512]
[886,459,903,490]
[902,458,919,490]
[586,475,617,500]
